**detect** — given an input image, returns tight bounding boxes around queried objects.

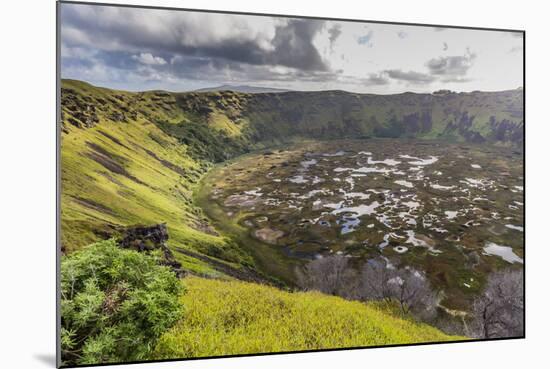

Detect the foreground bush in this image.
[60,239,184,366]
[154,277,463,359]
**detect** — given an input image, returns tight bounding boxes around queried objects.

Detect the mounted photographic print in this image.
[57,1,525,367]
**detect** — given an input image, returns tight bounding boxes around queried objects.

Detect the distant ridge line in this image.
[193,84,292,94]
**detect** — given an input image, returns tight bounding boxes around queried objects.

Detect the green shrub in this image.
[60,239,184,366]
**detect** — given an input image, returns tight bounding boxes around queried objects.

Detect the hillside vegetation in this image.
[61,80,504,363]
[153,277,463,359]
[60,80,257,278]
[60,240,183,365]
[60,79,523,279]
[246,89,523,144]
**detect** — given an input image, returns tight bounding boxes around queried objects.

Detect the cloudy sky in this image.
[60,3,523,94]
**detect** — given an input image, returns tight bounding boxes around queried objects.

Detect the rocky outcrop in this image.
[61,88,100,128]
[118,223,185,277]
[109,111,127,122]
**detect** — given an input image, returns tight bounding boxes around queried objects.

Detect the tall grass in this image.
[154,277,464,359]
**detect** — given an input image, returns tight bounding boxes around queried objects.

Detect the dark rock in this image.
[109,111,126,122]
[118,223,185,277]
[66,103,99,129]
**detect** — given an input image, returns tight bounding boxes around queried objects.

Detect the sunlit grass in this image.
[61,79,253,274]
[154,277,465,359]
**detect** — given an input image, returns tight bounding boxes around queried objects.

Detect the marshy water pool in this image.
[196,139,524,309]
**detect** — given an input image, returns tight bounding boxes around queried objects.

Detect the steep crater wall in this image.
[59,79,524,273]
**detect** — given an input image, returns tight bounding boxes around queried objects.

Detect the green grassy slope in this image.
[245,89,523,145]
[154,277,464,358]
[60,80,253,277]
[150,87,524,148]
[60,79,523,276]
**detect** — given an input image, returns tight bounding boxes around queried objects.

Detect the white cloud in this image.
[132,53,167,66]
